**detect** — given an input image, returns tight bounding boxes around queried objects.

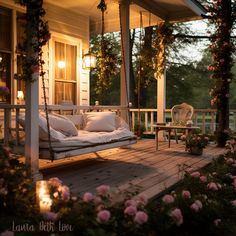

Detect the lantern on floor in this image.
[82,51,96,70]
[36,180,52,214]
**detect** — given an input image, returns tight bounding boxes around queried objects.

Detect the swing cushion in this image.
[83,112,116,132]
[41,113,78,136]
[18,114,66,141]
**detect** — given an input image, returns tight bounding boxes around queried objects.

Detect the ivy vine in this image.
[94,0,120,104]
[153,22,174,79]
[14,0,50,83]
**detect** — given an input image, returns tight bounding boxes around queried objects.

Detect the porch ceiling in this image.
[44,0,207,34]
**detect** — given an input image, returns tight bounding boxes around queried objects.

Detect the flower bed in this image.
[0,141,236,236]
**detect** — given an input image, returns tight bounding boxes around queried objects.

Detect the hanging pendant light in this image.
[82,51,96,70]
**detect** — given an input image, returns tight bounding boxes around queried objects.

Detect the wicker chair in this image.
[170,103,194,143]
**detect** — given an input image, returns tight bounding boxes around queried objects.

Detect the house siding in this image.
[0,0,90,106]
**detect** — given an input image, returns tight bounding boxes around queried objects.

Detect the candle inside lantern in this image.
[36,180,52,214]
[39,194,52,214]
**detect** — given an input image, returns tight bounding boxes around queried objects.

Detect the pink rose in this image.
[162,194,175,204]
[231,200,236,207]
[48,177,62,187]
[83,192,94,202]
[200,175,207,183]
[94,196,102,205]
[190,171,201,178]
[207,182,218,191]
[226,158,234,164]
[97,210,111,223]
[124,205,137,216]
[134,211,148,224]
[190,200,202,212]
[182,190,191,199]
[0,231,14,236]
[214,219,221,226]
[43,211,58,221]
[96,185,110,196]
[59,185,70,201]
[136,193,148,205]
[170,208,183,226]
[125,199,137,207]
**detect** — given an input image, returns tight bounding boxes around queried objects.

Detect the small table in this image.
[152,124,200,150]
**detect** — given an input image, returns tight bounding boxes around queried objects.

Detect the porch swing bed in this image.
[18,111,137,160]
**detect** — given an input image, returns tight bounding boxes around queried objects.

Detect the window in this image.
[0,7,12,51]
[0,7,12,103]
[54,40,77,105]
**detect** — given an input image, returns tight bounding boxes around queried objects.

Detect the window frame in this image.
[50,32,82,105]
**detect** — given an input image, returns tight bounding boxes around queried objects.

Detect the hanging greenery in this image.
[153,22,174,80]
[205,0,236,146]
[94,0,120,104]
[14,0,50,83]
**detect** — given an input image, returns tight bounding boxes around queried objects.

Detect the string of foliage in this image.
[14,0,50,83]
[94,0,120,104]
[203,0,236,146]
[153,22,174,80]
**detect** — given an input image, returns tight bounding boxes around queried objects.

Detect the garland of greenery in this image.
[153,22,174,79]
[95,0,120,104]
[14,0,50,83]
[206,0,236,146]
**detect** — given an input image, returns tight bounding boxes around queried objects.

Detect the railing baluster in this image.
[211,112,215,133]
[202,112,206,133]
[151,112,154,133]
[4,108,11,145]
[15,108,20,145]
[145,112,148,132]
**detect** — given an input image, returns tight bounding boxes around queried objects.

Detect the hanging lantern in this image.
[82,51,96,70]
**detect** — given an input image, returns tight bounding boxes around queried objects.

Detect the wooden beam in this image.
[132,0,167,21]
[184,0,207,16]
[119,0,130,123]
[157,70,166,141]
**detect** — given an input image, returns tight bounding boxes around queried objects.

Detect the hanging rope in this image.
[137,11,143,137]
[118,3,132,129]
[40,53,54,161]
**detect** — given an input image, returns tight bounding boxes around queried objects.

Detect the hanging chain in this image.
[40,53,54,161]
[118,3,132,129]
[137,11,143,137]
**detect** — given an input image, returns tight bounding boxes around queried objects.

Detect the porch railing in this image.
[130,108,236,134]
[0,105,236,145]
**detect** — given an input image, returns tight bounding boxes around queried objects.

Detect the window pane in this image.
[0,52,11,103]
[55,42,65,80]
[17,55,25,92]
[16,12,26,52]
[0,7,12,51]
[66,44,76,81]
[55,81,75,105]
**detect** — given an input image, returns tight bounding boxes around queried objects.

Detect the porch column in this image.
[24,3,41,181]
[119,0,130,122]
[157,69,166,140]
[25,79,41,180]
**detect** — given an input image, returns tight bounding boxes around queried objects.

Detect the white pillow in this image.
[83,112,116,132]
[41,112,78,136]
[64,114,84,130]
[18,114,66,141]
[115,115,130,129]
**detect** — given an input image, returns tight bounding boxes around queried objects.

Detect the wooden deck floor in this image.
[40,139,226,200]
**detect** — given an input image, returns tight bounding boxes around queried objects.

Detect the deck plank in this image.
[41,139,226,200]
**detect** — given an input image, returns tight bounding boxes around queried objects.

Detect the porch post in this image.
[24,3,41,181]
[157,69,166,140]
[119,0,130,122]
[25,80,41,180]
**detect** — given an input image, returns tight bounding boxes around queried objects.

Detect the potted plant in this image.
[181,133,209,155]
